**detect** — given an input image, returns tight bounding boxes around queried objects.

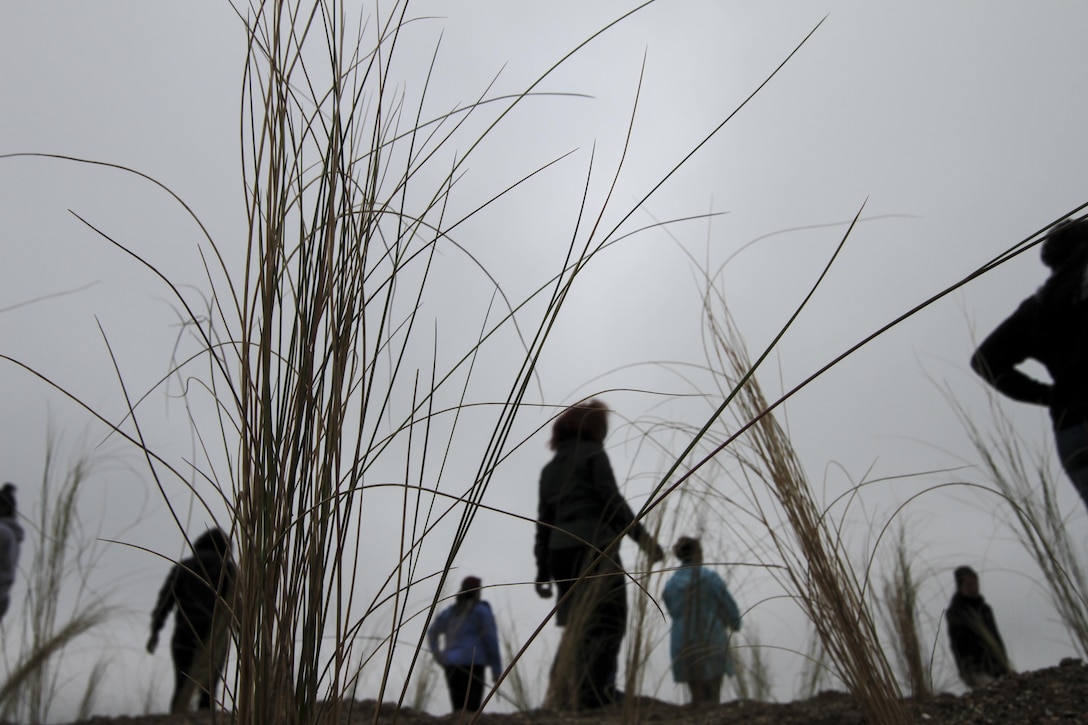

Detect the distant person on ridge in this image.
[946,566,1010,689]
[0,484,23,622]
[971,217,1088,508]
[427,575,503,713]
[663,536,742,706]
[534,399,665,709]
[147,527,237,713]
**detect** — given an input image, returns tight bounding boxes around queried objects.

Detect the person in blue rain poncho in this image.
[663,536,742,706]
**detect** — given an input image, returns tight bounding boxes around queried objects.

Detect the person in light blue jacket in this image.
[427,576,502,713]
[663,537,741,706]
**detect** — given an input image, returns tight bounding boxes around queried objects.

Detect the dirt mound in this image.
[62,658,1088,725]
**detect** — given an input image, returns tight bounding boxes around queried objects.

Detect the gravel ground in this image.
[60,658,1088,725]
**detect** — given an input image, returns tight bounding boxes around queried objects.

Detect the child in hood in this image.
[663,537,741,706]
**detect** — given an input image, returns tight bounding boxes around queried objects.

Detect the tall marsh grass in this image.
[0,439,112,724]
[878,529,931,698]
[642,257,912,722]
[951,387,1088,658]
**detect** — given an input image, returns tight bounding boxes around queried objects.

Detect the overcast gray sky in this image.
[3,1,1088,718]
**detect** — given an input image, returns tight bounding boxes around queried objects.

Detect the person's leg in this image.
[547,547,588,709]
[704,676,723,705]
[465,663,486,712]
[444,665,470,712]
[170,637,198,714]
[198,607,232,710]
[1055,424,1088,508]
[185,635,215,710]
[581,562,627,708]
[549,547,584,627]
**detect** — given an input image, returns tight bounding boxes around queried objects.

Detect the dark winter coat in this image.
[971,266,1088,431]
[0,516,23,606]
[151,530,237,647]
[533,438,652,583]
[946,593,1010,680]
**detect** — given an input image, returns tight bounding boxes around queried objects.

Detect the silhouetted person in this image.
[0,484,22,622]
[427,575,502,713]
[663,537,741,706]
[147,528,236,713]
[946,566,1010,688]
[534,399,665,709]
[972,217,1088,507]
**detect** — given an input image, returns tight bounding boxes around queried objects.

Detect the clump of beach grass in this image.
[0,437,112,724]
[878,527,932,699]
[949,385,1088,658]
[731,629,772,702]
[646,249,912,723]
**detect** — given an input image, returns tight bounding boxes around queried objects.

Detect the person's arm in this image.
[711,573,742,632]
[971,299,1052,406]
[534,475,556,598]
[590,450,664,562]
[147,565,180,653]
[0,528,14,590]
[478,603,503,681]
[427,607,448,661]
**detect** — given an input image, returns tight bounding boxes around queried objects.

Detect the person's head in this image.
[0,484,16,518]
[1041,218,1088,270]
[954,565,980,597]
[549,399,609,450]
[456,576,482,605]
[193,528,231,557]
[673,536,703,565]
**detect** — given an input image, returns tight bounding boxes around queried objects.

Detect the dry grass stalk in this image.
[797,628,831,699]
[0,439,111,724]
[731,632,772,702]
[951,389,1088,657]
[879,529,930,698]
[701,290,909,723]
[497,620,535,711]
[230,3,627,721]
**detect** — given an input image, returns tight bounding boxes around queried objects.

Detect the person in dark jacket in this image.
[534,399,665,709]
[147,528,237,713]
[0,484,23,622]
[971,217,1088,508]
[427,575,502,713]
[946,566,1010,688]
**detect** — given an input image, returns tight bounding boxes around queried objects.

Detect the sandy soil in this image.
[58,658,1088,725]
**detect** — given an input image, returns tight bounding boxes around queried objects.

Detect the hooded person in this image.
[147,528,237,713]
[427,576,502,713]
[0,483,23,622]
[663,537,742,706]
[971,217,1088,508]
[946,566,1011,689]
